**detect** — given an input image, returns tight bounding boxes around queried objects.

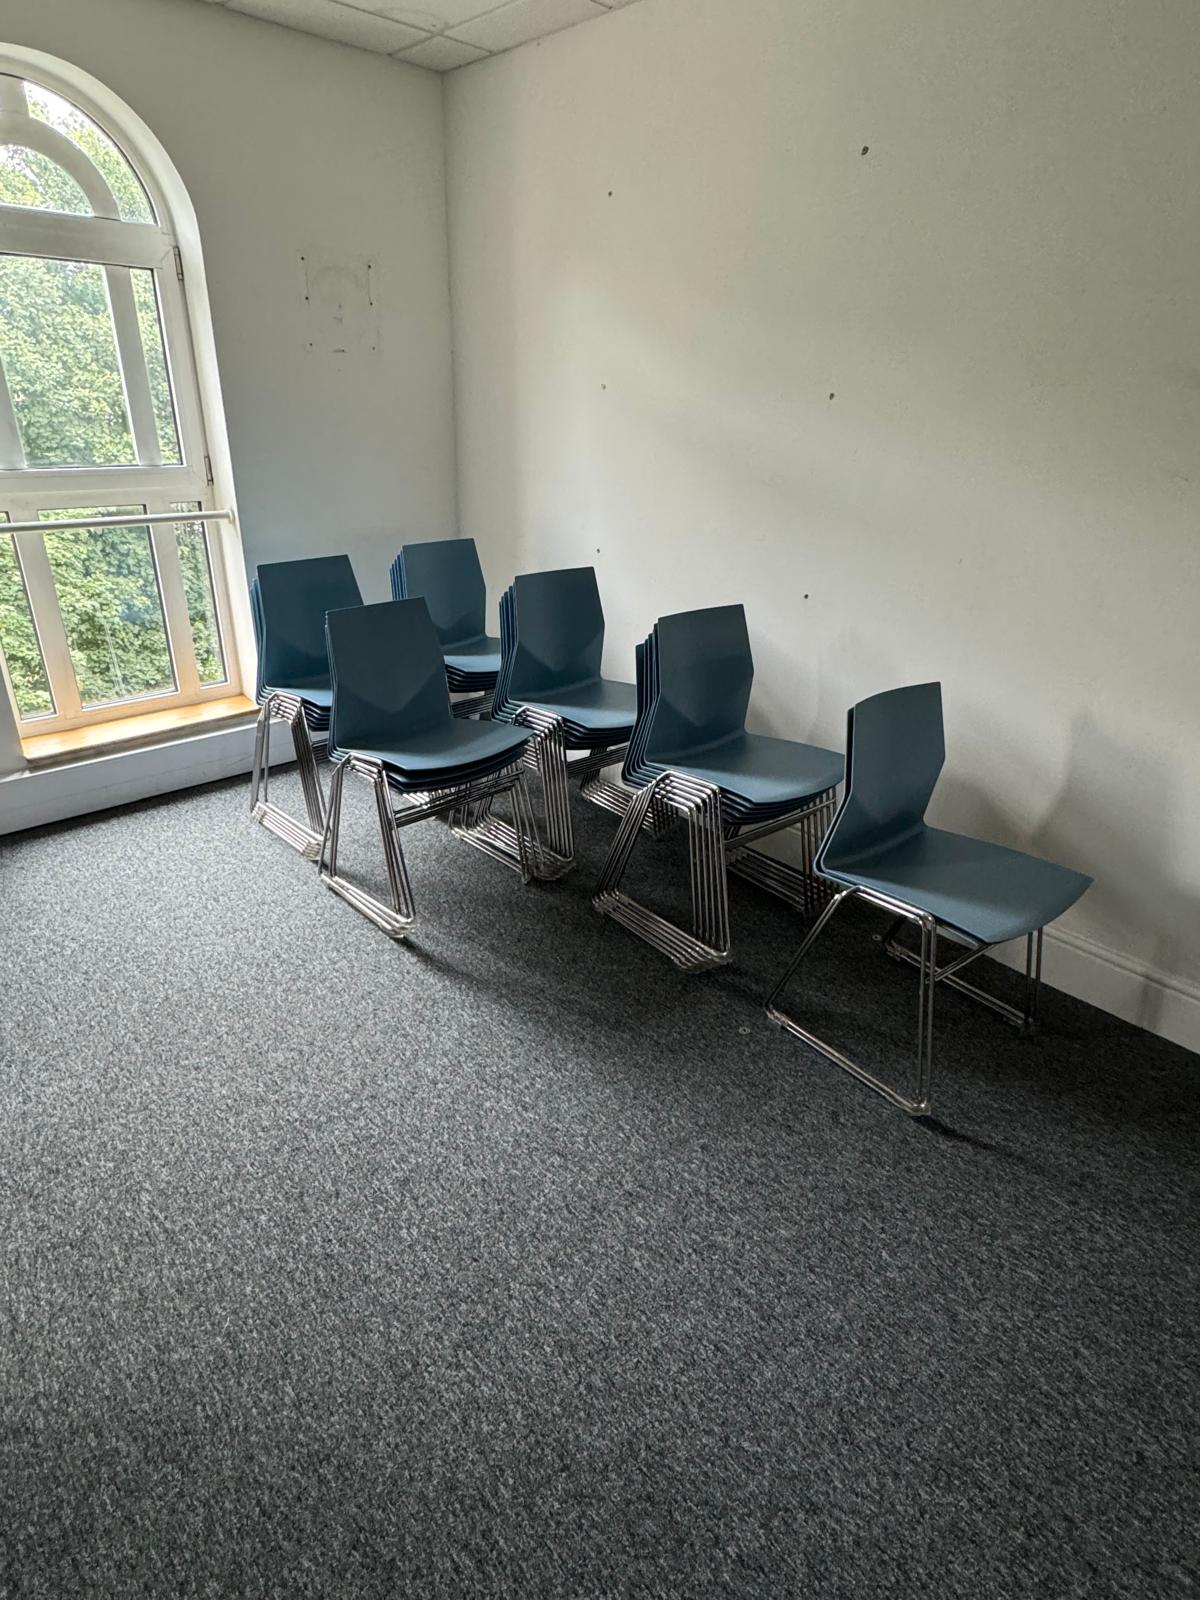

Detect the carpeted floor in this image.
[0,768,1196,1598]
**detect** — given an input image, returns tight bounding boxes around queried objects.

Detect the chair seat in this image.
[522,677,638,733]
[263,678,332,708]
[444,636,501,675]
[351,718,530,779]
[822,826,1092,946]
[656,732,843,808]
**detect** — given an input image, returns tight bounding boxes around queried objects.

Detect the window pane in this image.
[0,519,54,719]
[0,255,135,467]
[25,81,155,225]
[132,269,182,464]
[40,507,176,708]
[0,143,91,215]
[172,505,227,686]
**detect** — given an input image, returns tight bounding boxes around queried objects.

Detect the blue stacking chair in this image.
[593,605,844,970]
[319,598,545,939]
[767,682,1092,1116]
[459,567,638,875]
[389,538,500,717]
[250,554,362,858]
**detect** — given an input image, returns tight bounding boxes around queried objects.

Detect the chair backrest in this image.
[325,598,451,752]
[817,682,945,871]
[256,555,361,691]
[505,567,605,701]
[640,605,753,765]
[392,538,488,648]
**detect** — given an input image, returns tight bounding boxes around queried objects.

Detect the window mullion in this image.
[153,269,207,476]
[12,527,82,720]
[0,358,22,470]
[105,266,162,467]
[203,516,240,691]
[148,512,200,699]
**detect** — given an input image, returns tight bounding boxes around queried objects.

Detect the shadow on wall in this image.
[939,712,1198,1031]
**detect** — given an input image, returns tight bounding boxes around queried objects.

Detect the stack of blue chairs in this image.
[319,597,543,938]
[470,566,638,871]
[250,554,362,858]
[492,568,638,747]
[389,538,500,714]
[594,604,843,969]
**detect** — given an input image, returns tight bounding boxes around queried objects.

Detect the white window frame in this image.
[0,68,242,734]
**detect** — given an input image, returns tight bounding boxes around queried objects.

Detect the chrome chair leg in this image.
[577,756,675,837]
[593,772,732,971]
[727,798,836,916]
[450,767,545,884]
[879,922,1044,1034]
[595,778,836,972]
[319,756,543,939]
[318,758,417,940]
[451,711,574,880]
[769,886,1051,1115]
[767,888,938,1116]
[250,693,326,860]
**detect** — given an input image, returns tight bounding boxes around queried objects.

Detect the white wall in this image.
[1,0,455,594]
[445,0,1200,1048]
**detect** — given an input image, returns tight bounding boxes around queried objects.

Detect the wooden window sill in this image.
[20,694,259,766]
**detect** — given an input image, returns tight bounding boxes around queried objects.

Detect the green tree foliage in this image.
[43,510,175,706]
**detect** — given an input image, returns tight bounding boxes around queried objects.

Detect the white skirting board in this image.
[0,721,269,839]
[992,924,1200,1059]
[2,736,1197,1058]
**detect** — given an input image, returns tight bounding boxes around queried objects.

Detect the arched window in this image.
[0,63,239,732]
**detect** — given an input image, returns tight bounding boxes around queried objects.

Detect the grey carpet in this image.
[0,768,1196,1599]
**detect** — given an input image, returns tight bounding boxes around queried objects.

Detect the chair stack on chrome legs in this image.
[593,605,844,971]
[250,554,363,859]
[767,682,1092,1116]
[318,598,547,939]
[455,567,638,877]
[389,538,501,719]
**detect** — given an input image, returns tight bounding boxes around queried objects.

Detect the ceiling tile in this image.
[226,0,429,52]
[355,0,495,26]
[454,0,603,54]
[394,32,490,68]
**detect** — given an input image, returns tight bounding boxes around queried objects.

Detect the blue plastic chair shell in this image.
[389,538,501,686]
[325,599,529,789]
[816,683,1092,945]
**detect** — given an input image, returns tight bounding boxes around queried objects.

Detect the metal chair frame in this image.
[593,769,838,972]
[766,884,1044,1116]
[250,691,327,860]
[451,705,629,880]
[318,753,545,940]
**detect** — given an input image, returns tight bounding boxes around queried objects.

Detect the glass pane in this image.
[0,143,91,215]
[25,81,155,224]
[0,254,136,467]
[172,505,227,686]
[0,518,54,719]
[41,507,176,708]
[132,269,181,464]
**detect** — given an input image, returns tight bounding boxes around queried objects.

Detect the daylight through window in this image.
[0,68,236,733]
